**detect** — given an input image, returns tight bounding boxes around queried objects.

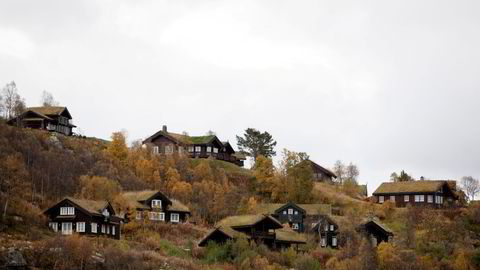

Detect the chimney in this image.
[162,125,167,132]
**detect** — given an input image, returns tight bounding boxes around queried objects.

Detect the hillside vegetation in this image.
[1,122,480,269]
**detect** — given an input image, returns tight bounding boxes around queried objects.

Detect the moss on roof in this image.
[373,180,450,195]
[121,190,158,202]
[169,199,190,212]
[28,106,66,116]
[217,214,282,228]
[255,203,332,216]
[66,197,108,214]
[275,229,307,243]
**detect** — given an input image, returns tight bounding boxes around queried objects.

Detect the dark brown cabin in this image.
[296,160,337,182]
[7,106,76,136]
[357,219,393,246]
[43,197,122,239]
[198,214,306,251]
[311,215,339,248]
[142,125,246,166]
[121,190,190,223]
[372,180,458,208]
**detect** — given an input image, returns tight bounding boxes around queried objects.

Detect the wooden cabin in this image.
[198,215,306,250]
[372,180,458,207]
[296,160,337,182]
[7,106,76,136]
[142,125,246,166]
[43,197,122,239]
[358,219,393,246]
[255,202,331,233]
[311,215,339,248]
[121,190,190,223]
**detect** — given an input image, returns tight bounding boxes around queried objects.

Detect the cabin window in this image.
[404,195,409,202]
[178,147,183,154]
[112,226,115,235]
[436,195,443,204]
[102,209,110,217]
[151,200,162,209]
[49,222,58,232]
[325,224,329,231]
[213,147,219,153]
[171,213,180,223]
[107,225,110,234]
[207,146,212,153]
[378,196,384,203]
[292,223,299,230]
[195,146,201,152]
[91,223,97,233]
[427,195,433,203]
[60,206,74,215]
[415,195,425,202]
[188,146,194,152]
[159,212,165,221]
[153,146,159,155]
[283,210,287,215]
[294,210,298,215]
[149,212,164,221]
[101,225,106,234]
[330,225,334,231]
[321,237,326,247]
[390,196,395,202]
[165,145,173,154]
[76,222,85,232]
[136,211,142,220]
[288,208,293,215]
[62,222,72,235]
[332,236,337,247]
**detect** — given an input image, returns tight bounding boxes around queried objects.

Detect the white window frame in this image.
[159,212,165,221]
[112,226,115,235]
[419,195,425,202]
[76,222,85,232]
[171,213,180,223]
[332,236,337,247]
[404,195,409,202]
[292,223,299,230]
[283,210,287,215]
[415,195,420,202]
[101,224,106,234]
[178,147,184,154]
[195,146,201,152]
[213,147,218,153]
[325,224,328,231]
[49,222,58,232]
[91,222,97,233]
[379,196,384,203]
[107,225,110,234]
[427,195,433,203]
[294,210,298,215]
[206,146,212,153]
[330,225,334,231]
[165,145,173,154]
[151,199,162,209]
[390,195,395,202]
[288,208,293,215]
[62,222,72,235]
[60,206,74,215]
[153,146,159,155]
[188,146,194,152]
[321,237,326,247]
[136,211,142,220]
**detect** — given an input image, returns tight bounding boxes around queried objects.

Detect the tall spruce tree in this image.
[236,128,277,161]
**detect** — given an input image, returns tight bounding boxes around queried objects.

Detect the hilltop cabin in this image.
[311,215,339,248]
[43,197,123,239]
[7,106,76,136]
[255,202,331,233]
[142,125,246,166]
[198,215,306,251]
[297,160,337,182]
[358,219,394,246]
[372,180,458,208]
[121,190,190,223]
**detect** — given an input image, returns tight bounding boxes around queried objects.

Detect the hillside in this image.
[1,123,480,269]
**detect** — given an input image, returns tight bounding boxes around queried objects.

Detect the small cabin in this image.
[43,197,122,239]
[7,106,76,136]
[311,215,339,248]
[121,190,190,223]
[358,219,393,246]
[296,160,337,182]
[372,180,458,207]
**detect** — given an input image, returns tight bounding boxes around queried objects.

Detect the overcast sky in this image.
[1,0,480,194]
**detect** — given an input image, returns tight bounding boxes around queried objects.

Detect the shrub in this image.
[204,241,233,264]
[295,254,322,270]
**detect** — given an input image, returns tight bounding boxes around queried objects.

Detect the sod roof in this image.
[28,106,71,118]
[362,218,393,235]
[169,199,190,213]
[122,190,159,202]
[275,229,307,243]
[373,180,451,195]
[302,160,337,178]
[66,197,109,215]
[255,203,332,216]
[217,214,283,228]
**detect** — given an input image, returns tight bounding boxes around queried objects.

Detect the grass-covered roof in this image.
[217,214,282,228]
[255,203,332,216]
[373,180,451,195]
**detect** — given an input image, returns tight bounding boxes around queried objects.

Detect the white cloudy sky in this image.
[1,0,480,194]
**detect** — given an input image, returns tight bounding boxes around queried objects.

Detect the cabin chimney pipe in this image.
[162,125,167,132]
